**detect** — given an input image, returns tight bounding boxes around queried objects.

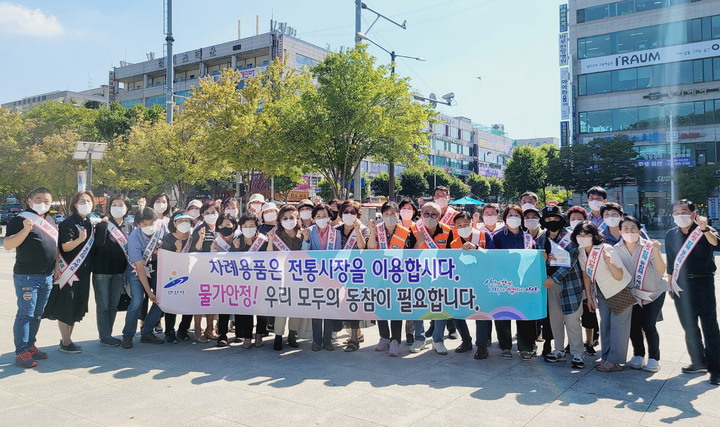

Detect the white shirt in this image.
[578,244,630,300]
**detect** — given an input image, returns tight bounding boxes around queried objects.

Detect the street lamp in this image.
[659,102,676,204]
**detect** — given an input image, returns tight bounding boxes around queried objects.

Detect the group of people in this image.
[6,184,720,385]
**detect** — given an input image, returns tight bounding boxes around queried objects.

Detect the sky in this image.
[0,0,565,139]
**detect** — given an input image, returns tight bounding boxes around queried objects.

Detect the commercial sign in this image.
[559,4,568,33]
[709,197,719,220]
[560,121,570,147]
[579,39,720,74]
[582,130,710,145]
[559,33,569,66]
[477,166,504,178]
[636,157,694,168]
[560,67,570,120]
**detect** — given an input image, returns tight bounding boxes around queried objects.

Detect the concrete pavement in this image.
[0,234,719,426]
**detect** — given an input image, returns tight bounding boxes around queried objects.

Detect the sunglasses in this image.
[422,212,439,219]
[343,210,358,215]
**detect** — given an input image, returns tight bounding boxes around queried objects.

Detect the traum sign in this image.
[579,39,720,74]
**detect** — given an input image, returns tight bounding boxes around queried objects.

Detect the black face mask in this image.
[329,209,339,221]
[544,221,564,232]
[218,227,234,237]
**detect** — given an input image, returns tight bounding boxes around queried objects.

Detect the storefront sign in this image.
[636,158,694,168]
[559,33,569,66]
[560,67,570,120]
[560,121,569,147]
[559,4,568,33]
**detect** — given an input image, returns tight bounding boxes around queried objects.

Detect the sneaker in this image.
[59,340,82,350]
[644,358,660,373]
[121,337,133,349]
[388,340,400,357]
[177,330,190,341]
[544,350,566,363]
[571,354,585,369]
[406,333,414,345]
[628,355,645,370]
[520,351,533,360]
[682,364,707,374]
[409,338,428,353]
[375,338,391,352]
[584,342,597,356]
[140,332,164,344]
[165,331,178,344]
[433,341,448,355]
[28,346,48,360]
[100,337,121,347]
[59,342,82,354]
[501,349,513,359]
[474,346,489,360]
[15,352,37,368]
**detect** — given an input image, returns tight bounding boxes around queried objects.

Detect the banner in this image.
[156,248,547,321]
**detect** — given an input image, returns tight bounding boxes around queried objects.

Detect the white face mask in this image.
[242,227,257,238]
[457,226,472,239]
[383,216,398,228]
[604,216,621,228]
[176,222,192,233]
[576,236,593,248]
[399,209,414,221]
[141,225,156,235]
[110,206,127,218]
[521,203,535,212]
[342,213,356,226]
[483,215,497,226]
[506,217,522,229]
[188,209,200,219]
[281,218,297,230]
[249,204,262,214]
[423,217,439,229]
[77,203,92,216]
[315,218,330,229]
[673,214,693,228]
[203,213,219,225]
[434,198,449,208]
[569,219,582,230]
[224,208,238,218]
[32,202,51,215]
[154,202,167,214]
[588,200,604,212]
[263,211,277,223]
[622,232,639,243]
[299,210,312,220]
[524,218,540,230]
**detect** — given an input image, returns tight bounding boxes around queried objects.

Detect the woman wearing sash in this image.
[267,205,305,351]
[230,213,269,349]
[190,202,221,342]
[211,213,240,347]
[449,211,495,359]
[368,202,413,357]
[398,198,419,344]
[302,204,342,351]
[43,190,96,354]
[259,202,279,234]
[91,195,134,347]
[159,211,194,344]
[615,216,667,373]
[336,200,370,352]
[490,204,538,360]
[574,222,631,372]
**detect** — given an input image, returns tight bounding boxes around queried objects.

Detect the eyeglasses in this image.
[343,210,358,215]
[422,212,439,219]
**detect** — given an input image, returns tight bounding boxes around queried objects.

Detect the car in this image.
[0,213,9,225]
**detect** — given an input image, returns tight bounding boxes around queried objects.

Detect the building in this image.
[2,87,109,112]
[515,137,561,149]
[564,0,720,226]
[474,123,516,179]
[109,23,328,109]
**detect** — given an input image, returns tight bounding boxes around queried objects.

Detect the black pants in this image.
[218,314,268,339]
[495,319,536,352]
[377,320,402,343]
[675,276,720,374]
[454,319,492,348]
[164,313,192,333]
[630,292,666,360]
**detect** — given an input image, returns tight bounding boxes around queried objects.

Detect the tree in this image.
[23,101,99,143]
[488,177,504,201]
[274,174,303,202]
[503,146,544,200]
[370,172,402,197]
[399,168,428,199]
[317,179,336,201]
[467,173,491,200]
[290,45,434,199]
[678,164,720,203]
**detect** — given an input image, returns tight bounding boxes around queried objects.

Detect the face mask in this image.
[329,209,339,221]
[203,213,219,225]
[154,203,167,214]
[544,221,564,232]
[225,208,238,218]
[249,204,261,214]
[188,209,200,219]
[32,202,50,215]
[342,213,356,226]
[263,211,277,223]
[383,216,398,228]
[77,203,93,216]
[457,226,472,239]
[299,210,312,220]
[281,219,297,230]
[111,206,127,218]
[604,216,621,228]
[218,227,234,237]
[524,218,540,230]
[176,222,192,233]
[576,236,593,248]
[506,217,522,229]
[141,225,156,235]
[423,217,438,229]
[673,214,693,228]
[399,209,414,221]
[622,233,639,243]
[569,219,582,230]
[242,227,257,238]
[483,215,497,226]
[521,203,535,212]
[434,198,449,208]
[315,218,330,229]
[588,200,603,211]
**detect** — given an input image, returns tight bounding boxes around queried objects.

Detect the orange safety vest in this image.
[451,229,486,249]
[389,225,410,249]
[412,223,452,249]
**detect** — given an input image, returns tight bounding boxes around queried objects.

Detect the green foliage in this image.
[678,164,720,203]
[466,173,491,200]
[399,168,428,199]
[317,179,337,201]
[487,177,504,199]
[23,101,99,142]
[274,174,303,201]
[421,167,469,198]
[370,172,402,197]
[503,146,545,200]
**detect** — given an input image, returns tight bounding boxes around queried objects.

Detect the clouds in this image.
[0,2,65,37]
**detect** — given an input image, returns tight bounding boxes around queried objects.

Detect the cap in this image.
[261,202,279,213]
[173,212,194,221]
[187,200,202,209]
[540,206,566,226]
[248,193,265,205]
[298,199,313,211]
[522,207,541,218]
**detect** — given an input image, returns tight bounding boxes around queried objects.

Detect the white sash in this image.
[470,229,482,246]
[248,233,268,252]
[273,228,291,252]
[585,246,603,285]
[326,226,338,250]
[523,232,533,249]
[214,234,232,252]
[558,230,573,249]
[343,228,359,250]
[632,239,656,303]
[56,226,94,289]
[416,221,438,249]
[138,221,164,277]
[671,227,704,295]
[18,212,58,244]
[377,223,388,249]
[107,221,130,262]
[440,207,456,225]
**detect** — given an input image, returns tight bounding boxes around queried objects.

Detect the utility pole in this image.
[165,0,174,124]
[353,0,363,201]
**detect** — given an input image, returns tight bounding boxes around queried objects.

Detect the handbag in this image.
[117,284,132,311]
[605,288,636,315]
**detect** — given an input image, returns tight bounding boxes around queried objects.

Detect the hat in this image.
[261,202,279,213]
[173,212,194,221]
[248,193,265,205]
[187,200,202,209]
[297,199,313,211]
[522,207,541,218]
[540,206,566,227]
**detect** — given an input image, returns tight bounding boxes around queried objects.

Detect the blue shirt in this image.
[128,227,152,265]
[492,228,535,250]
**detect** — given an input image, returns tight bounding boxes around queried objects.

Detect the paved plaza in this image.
[0,233,719,426]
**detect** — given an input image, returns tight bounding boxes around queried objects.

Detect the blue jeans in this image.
[413,320,447,343]
[454,319,492,348]
[674,276,720,374]
[123,270,158,338]
[92,273,125,341]
[13,274,53,354]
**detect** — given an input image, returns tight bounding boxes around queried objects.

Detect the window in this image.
[637,66,653,88]
[612,68,637,91]
[613,107,639,131]
[713,15,720,39]
[586,72,612,95]
[585,4,610,22]
[616,0,635,16]
[635,0,665,12]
